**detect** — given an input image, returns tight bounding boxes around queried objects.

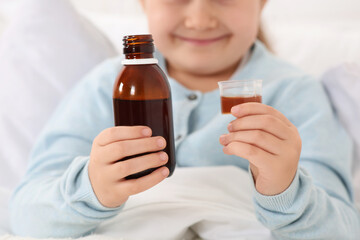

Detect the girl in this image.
[10,0,360,239]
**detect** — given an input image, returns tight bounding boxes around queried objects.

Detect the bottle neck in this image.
[123,53,158,65]
[125,53,154,59]
[122,35,157,65]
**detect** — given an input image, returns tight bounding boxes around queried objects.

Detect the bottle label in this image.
[122,58,159,65]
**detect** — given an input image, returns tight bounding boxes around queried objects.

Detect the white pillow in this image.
[0,187,11,234]
[0,0,117,191]
[0,16,5,39]
[261,0,360,77]
[71,0,143,16]
[321,63,360,209]
[262,0,360,21]
[263,21,360,77]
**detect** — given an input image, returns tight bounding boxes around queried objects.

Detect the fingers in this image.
[92,165,169,208]
[118,167,169,196]
[98,136,166,164]
[228,114,292,140]
[223,141,275,168]
[220,130,283,155]
[95,126,152,146]
[108,152,169,180]
[231,103,293,127]
[89,126,171,208]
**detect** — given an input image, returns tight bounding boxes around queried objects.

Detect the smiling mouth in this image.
[175,35,230,46]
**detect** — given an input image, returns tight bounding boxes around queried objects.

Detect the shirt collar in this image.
[155,41,267,100]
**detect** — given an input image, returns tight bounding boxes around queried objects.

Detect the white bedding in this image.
[0,187,10,236]
[0,235,118,240]
[0,166,272,239]
[0,0,359,238]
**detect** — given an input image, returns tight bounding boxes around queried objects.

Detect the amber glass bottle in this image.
[113,34,176,179]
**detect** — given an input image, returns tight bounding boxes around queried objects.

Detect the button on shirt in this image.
[11,41,358,239]
[157,50,267,168]
[165,77,241,168]
[157,51,250,168]
[187,93,198,101]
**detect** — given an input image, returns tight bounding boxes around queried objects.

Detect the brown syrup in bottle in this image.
[113,35,176,179]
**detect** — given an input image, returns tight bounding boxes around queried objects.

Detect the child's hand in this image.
[88,126,169,208]
[219,103,302,196]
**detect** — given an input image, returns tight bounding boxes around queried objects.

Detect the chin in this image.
[181,55,235,75]
[183,62,226,76]
[165,49,240,76]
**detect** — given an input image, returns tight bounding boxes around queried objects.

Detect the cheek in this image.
[148,24,174,58]
[227,13,260,42]
[146,14,177,51]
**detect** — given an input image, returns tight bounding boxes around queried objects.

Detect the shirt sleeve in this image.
[250,77,360,239]
[10,58,123,238]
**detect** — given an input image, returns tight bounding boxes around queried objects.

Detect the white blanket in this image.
[0,166,272,240]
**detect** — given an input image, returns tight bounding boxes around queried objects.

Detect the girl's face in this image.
[141,0,267,76]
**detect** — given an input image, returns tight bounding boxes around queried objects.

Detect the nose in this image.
[184,1,218,31]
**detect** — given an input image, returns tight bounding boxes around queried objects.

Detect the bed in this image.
[0,0,359,239]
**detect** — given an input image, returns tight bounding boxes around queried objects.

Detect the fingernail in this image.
[157,138,166,148]
[219,135,226,145]
[142,128,152,136]
[161,168,169,177]
[231,105,240,115]
[159,152,168,161]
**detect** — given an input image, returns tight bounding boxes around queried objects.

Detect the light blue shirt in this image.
[10,42,360,239]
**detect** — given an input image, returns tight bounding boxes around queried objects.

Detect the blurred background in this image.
[1,0,359,76]
[0,1,360,233]
[0,0,360,189]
